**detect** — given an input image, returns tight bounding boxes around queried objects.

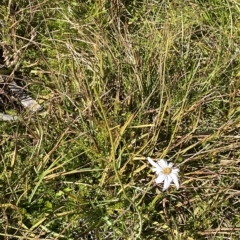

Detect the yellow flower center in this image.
[163,167,172,175]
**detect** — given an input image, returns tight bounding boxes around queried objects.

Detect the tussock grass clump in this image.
[1,0,240,239]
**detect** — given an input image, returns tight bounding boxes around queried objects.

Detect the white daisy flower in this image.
[147,157,180,191]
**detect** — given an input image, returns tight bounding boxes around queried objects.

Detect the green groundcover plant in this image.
[0,0,240,239]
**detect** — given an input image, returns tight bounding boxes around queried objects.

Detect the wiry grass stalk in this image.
[1,0,240,239]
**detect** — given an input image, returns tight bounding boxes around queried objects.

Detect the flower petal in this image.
[172,168,179,174]
[171,173,179,190]
[162,175,172,191]
[147,157,160,168]
[152,168,162,175]
[168,162,174,168]
[151,167,160,174]
[157,159,168,169]
[155,173,166,183]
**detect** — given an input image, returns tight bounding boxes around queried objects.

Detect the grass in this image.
[1,0,240,239]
